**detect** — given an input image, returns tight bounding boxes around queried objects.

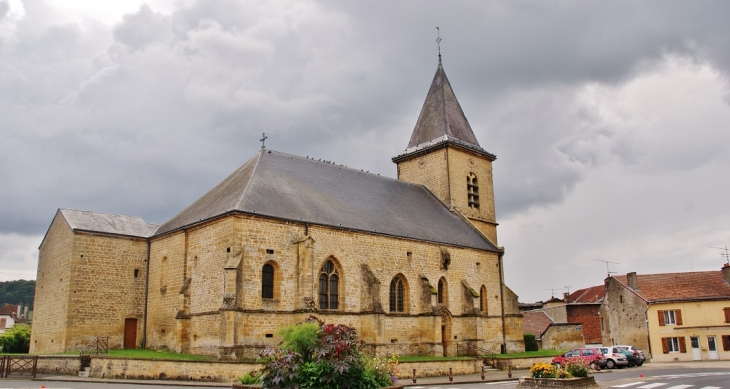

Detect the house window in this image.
[467,173,479,209]
[319,260,339,310]
[662,337,686,353]
[658,309,683,326]
[389,276,407,313]
[722,335,730,351]
[437,277,448,305]
[262,264,274,299]
[480,285,488,314]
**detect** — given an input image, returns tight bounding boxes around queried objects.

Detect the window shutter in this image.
[661,338,669,354]
[722,335,730,351]
[724,307,730,323]
[679,337,687,353]
[675,310,683,325]
[658,310,665,326]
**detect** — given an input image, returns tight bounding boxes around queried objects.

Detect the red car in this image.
[551,347,607,369]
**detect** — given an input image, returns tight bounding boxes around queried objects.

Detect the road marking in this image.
[612,383,647,387]
[697,387,721,389]
[638,384,668,389]
[654,372,730,379]
[666,385,694,389]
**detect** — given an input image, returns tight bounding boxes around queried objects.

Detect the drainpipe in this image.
[142,239,151,349]
[644,304,652,360]
[498,249,507,353]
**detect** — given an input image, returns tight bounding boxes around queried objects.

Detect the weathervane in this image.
[260,132,268,150]
[435,27,442,59]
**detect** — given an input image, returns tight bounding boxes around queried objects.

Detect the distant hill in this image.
[0,279,36,308]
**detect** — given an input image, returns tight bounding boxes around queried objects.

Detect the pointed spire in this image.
[406,59,481,149]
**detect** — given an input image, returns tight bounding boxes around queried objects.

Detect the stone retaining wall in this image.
[33,356,483,382]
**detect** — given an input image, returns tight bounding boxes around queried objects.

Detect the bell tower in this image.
[393,58,499,245]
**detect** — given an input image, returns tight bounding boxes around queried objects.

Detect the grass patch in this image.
[486,350,565,359]
[57,349,214,361]
[397,356,475,362]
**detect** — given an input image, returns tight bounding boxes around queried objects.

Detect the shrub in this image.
[523,334,538,352]
[564,358,589,378]
[260,321,396,388]
[276,322,319,363]
[0,324,31,353]
[238,369,262,384]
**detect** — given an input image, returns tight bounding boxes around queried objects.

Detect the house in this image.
[0,303,29,333]
[31,57,524,357]
[522,308,585,350]
[601,265,730,362]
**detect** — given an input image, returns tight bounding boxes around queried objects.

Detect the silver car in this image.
[597,346,630,369]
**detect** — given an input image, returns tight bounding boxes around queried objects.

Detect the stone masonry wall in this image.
[145,213,519,357]
[65,232,148,350]
[397,148,449,206]
[31,213,73,353]
[600,279,648,351]
[541,324,584,350]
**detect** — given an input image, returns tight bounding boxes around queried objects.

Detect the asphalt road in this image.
[1,365,729,389]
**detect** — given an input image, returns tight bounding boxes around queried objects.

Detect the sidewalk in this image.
[23,360,730,387]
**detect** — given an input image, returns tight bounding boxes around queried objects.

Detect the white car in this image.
[596,346,630,369]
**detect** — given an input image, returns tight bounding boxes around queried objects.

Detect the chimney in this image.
[17,303,22,317]
[627,272,638,289]
[563,292,570,303]
[722,263,730,284]
[24,305,29,320]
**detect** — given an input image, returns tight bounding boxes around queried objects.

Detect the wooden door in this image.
[124,318,137,349]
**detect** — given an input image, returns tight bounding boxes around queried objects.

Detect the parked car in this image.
[596,346,629,369]
[613,345,646,366]
[551,347,607,369]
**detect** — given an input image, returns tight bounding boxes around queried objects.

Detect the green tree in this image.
[0,280,36,308]
[0,323,31,353]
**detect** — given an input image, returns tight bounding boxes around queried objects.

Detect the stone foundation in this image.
[517,376,600,389]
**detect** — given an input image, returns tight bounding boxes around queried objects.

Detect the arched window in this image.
[319,260,339,310]
[437,277,448,305]
[480,285,488,314]
[389,276,407,313]
[262,264,274,299]
[467,173,479,209]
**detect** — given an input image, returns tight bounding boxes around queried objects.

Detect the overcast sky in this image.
[2,0,729,303]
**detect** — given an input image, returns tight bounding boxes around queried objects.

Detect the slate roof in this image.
[393,59,495,162]
[155,150,500,252]
[522,310,555,337]
[613,270,730,302]
[569,285,605,304]
[59,208,158,238]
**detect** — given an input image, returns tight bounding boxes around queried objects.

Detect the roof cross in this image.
[435,26,442,58]
[260,132,268,150]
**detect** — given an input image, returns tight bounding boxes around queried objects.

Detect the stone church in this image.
[31,58,524,357]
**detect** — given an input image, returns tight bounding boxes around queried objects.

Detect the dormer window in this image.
[467,173,479,209]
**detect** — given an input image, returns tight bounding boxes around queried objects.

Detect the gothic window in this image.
[262,264,274,299]
[467,173,479,209]
[389,275,407,313]
[319,260,339,310]
[437,277,448,305]
[480,285,488,314]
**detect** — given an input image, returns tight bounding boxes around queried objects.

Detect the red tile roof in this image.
[569,285,605,303]
[0,303,18,315]
[522,310,555,337]
[614,270,730,302]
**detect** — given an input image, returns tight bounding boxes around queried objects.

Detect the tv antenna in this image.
[565,285,573,295]
[595,260,619,277]
[542,288,558,298]
[710,246,730,265]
